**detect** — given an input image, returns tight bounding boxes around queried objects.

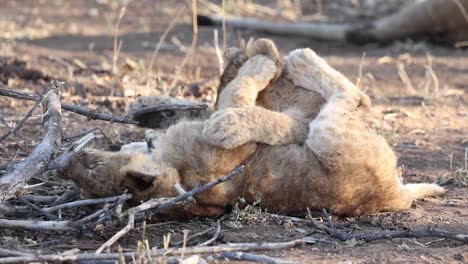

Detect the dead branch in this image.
[0,219,74,231]
[0,82,63,202]
[197,220,221,246]
[0,239,304,264]
[126,165,244,216]
[96,214,135,254]
[43,193,132,213]
[218,252,299,264]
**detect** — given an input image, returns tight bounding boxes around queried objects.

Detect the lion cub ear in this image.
[121,156,160,191]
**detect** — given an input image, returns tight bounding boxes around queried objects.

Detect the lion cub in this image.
[60,39,444,217]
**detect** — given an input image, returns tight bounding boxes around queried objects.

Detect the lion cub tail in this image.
[404,183,445,200]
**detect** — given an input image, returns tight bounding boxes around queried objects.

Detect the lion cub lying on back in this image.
[61,39,444,217]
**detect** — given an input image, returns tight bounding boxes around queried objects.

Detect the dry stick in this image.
[213,29,224,75]
[0,82,63,202]
[96,214,135,254]
[112,2,128,75]
[0,239,304,264]
[218,252,299,264]
[197,220,221,246]
[43,193,132,213]
[0,91,49,142]
[148,8,185,75]
[126,165,244,216]
[0,87,137,125]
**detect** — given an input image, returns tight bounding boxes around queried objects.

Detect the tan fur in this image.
[60,39,445,218]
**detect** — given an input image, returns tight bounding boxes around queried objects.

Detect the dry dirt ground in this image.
[0,0,467,263]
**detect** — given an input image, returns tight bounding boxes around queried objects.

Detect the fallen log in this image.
[199,0,468,45]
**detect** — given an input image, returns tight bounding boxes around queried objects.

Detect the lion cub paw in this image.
[238,55,277,83]
[202,109,251,149]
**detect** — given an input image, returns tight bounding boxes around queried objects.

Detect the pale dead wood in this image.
[0,219,74,231]
[0,239,304,264]
[96,214,135,254]
[43,193,132,213]
[0,82,63,202]
[218,252,299,264]
[0,248,34,258]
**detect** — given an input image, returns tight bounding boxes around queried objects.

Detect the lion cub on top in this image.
[61,39,444,217]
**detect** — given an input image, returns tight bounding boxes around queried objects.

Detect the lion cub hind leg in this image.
[216,54,277,109]
[285,48,371,110]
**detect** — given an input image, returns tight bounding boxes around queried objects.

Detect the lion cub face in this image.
[59,149,180,203]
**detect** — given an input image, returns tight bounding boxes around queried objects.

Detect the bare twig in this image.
[96,214,135,254]
[44,193,132,213]
[197,220,221,246]
[148,8,185,75]
[0,82,63,202]
[218,252,299,264]
[0,239,304,264]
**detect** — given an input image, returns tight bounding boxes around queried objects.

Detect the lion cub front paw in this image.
[202,109,251,149]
